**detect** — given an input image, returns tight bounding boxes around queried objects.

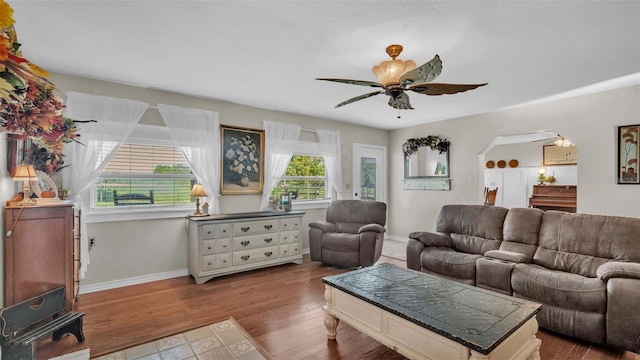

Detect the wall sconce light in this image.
[13,164,37,206]
[190,184,208,216]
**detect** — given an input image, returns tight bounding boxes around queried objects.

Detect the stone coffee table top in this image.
[322,263,541,355]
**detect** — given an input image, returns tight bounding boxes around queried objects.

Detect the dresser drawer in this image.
[233,219,279,236]
[233,246,279,266]
[203,238,231,255]
[280,217,302,231]
[202,253,231,271]
[280,243,301,257]
[280,230,300,244]
[233,233,279,251]
[202,223,231,239]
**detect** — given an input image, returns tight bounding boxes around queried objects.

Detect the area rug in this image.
[94,317,273,360]
[381,239,407,261]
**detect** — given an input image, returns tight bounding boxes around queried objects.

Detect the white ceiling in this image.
[10,1,640,130]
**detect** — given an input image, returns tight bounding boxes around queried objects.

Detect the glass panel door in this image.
[352,144,386,202]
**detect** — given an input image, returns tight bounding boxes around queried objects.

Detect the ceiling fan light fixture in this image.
[554,137,573,147]
[372,44,416,85]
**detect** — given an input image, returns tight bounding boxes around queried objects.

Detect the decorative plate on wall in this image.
[497,160,507,168]
[509,159,519,168]
[486,160,495,169]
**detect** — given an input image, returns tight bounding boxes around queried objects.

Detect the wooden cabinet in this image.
[187,211,304,284]
[4,203,77,310]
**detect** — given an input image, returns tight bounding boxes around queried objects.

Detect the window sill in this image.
[86,206,193,223]
[292,199,331,211]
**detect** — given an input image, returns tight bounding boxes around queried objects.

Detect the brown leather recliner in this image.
[309,200,387,268]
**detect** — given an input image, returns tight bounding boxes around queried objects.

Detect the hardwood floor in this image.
[38,255,640,360]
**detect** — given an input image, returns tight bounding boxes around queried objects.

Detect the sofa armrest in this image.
[484,250,532,264]
[408,231,451,247]
[596,261,640,282]
[359,224,386,234]
[308,221,338,233]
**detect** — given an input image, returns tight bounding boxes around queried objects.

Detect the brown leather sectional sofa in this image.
[407,204,640,353]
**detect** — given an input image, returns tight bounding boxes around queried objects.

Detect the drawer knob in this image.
[223,244,227,248]
[241,240,250,247]
[265,251,273,257]
[207,262,212,266]
[223,260,227,263]
[283,250,287,254]
[222,229,227,233]
[207,231,212,235]
[241,226,250,232]
[264,238,272,243]
[264,224,273,230]
[241,255,250,261]
[207,246,212,250]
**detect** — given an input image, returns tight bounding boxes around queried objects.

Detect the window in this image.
[271,154,328,201]
[93,142,197,209]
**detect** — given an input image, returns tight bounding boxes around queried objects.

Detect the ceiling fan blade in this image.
[388,91,413,110]
[316,78,384,88]
[335,90,384,108]
[409,82,488,95]
[399,54,443,86]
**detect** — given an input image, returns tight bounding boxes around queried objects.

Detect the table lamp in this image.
[190,184,208,216]
[537,167,547,185]
[13,164,37,206]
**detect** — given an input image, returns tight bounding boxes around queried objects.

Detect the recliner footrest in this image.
[12,312,85,345]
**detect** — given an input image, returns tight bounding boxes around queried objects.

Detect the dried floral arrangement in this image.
[402,136,450,158]
[0,0,80,174]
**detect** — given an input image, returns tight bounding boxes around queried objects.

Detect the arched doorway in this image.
[478,130,578,208]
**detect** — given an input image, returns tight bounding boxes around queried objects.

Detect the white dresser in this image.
[187,211,305,284]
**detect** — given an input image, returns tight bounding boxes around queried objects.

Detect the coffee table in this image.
[322,263,542,360]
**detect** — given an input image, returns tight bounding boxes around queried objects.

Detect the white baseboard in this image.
[79,268,189,295]
[79,248,312,294]
[385,235,408,243]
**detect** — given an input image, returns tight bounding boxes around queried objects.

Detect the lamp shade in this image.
[554,137,573,147]
[13,164,37,180]
[371,44,416,85]
[190,184,208,197]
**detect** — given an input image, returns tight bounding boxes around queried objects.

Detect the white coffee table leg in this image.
[324,313,339,340]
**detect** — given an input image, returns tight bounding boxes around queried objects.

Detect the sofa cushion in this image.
[501,208,543,257]
[512,264,606,314]
[321,233,360,252]
[436,205,508,255]
[326,200,386,227]
[335,222,364,234]
[421,247,482,283]
[535,211,640,277]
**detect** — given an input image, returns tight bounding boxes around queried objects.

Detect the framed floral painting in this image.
[220,125,265,194]
[618,124,639,184]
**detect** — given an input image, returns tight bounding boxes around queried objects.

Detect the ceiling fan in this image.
[316,44,487,111]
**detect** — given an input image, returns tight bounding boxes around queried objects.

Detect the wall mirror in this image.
[403,137,450,178]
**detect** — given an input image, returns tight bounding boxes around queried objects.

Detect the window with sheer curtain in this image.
[271,154,328,201]
[92,141,197,209]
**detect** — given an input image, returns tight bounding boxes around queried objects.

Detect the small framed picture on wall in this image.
[618,124,639,184]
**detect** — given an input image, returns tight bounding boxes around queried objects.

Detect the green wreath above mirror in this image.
[402,136,450,158]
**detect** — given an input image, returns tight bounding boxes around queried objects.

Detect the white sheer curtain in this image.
[259,121,301,210]
[157,104,221,214]
[316,129,343,199]
[62,91,149,279]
